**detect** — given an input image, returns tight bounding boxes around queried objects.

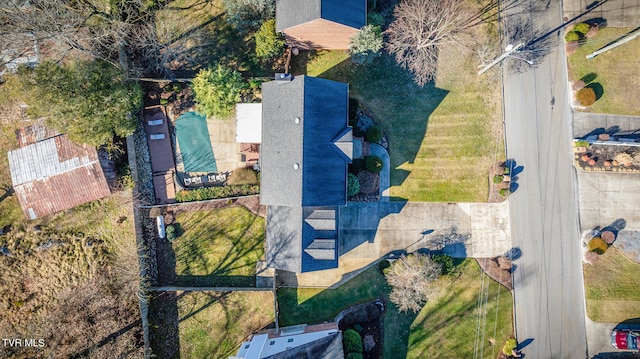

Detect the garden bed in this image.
[574,143,640,173]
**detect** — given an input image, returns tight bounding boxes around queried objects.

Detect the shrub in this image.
[346,353,363,359]
[367,12,385,27]
[432,253,454,275]
[228,168,259,185]
[499,189,510,197]
[365,155,383,173]
[378,259,391,273]
[615,152,633,166]
[349,98,360,127]
[349,25,384,65]
[353,324,364,333]
[493,175,504,184]
[358,171,379,195]
[160,98,169,105]
[565,30,580,42]
[577,87,596,106]
[574,22,590,35]
[175,184,260,202]
[166,224,176,241]
[365,126,383,143]
[574,140,589,148]
[348,173,360,196]
[343,329,363,353]
[192,64,246,119]
[502,338,518,356]
[351,159,366,174]
[255,19,285,59]
[172,82,182,92]
[588,237,608,255]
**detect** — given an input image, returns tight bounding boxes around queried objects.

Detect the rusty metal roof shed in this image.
[8,134,111,219]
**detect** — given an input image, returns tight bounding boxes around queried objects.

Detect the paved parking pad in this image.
[577,171,640,230]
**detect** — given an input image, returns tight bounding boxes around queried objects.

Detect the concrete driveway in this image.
[293,200,512,287]
[577,171,640,230]
[563,0,640,27]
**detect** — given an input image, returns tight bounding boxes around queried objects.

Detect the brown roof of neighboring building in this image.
[8,134,111,219]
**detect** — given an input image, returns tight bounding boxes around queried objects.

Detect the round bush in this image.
[493,175,504,184]
[343,329,363,353]
[353,323,364,333]
[499,188,510,197]
[350,158,366,174]
[346,353,363,359]
[357,170,379,195]
[348,173,360,196]
[378,259,391,273]
[588,237,608,255]
[577,87,596,106]
[574,22,590,35]
[565,30,580,42]
[432,253,454,275]
[502,338,518,356]
[365,126,383,143]
[365,155,383,173]
[367,12,385,27]
[166,224,176,241]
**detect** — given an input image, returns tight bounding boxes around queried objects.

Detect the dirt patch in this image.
[476,257,513,291]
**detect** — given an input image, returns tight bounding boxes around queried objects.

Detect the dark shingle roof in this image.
[276,0,366,31]
[262,332,344,359]
[261,75,350,207]
[266,206,338,273]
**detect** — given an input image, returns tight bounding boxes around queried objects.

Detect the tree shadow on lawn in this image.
[317,55,449,192]
[158,210,264,287]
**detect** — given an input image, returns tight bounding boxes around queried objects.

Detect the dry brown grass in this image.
[0,190,142,358]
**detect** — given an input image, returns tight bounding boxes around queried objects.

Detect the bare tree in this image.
[385,252,441,313]
[386,0,504,86]
[0,0,174,77]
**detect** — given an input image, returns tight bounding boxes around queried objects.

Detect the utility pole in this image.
[477,43,523,75]
[586,27,640,59]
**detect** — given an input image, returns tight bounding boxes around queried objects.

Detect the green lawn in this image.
[172,207,265,286]
[567,27,640,115]
[583,246,640,323]
[178,291,274,359]
[292,45,503,202]
[407,260,513,359]
[278,260,513,359]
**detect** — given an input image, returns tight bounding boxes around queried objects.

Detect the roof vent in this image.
[294,117,300,124]
[293,163,299,170]
[275,73,293,83]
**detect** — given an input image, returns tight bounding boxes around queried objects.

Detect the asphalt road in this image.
[502,1,588,358]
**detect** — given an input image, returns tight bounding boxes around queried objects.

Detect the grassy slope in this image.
[407,260,513,359]
[583,247,640,323]
[567,27,640,115]
[278,260,513,359]
[297,45,503,202]
[0,124,26,227]
[178,291,274,359]
[173,207,265,278]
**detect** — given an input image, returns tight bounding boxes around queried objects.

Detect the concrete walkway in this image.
[368,143,390,200]
[294,200,512,287]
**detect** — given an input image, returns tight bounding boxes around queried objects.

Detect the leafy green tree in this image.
[6,60,142,147]
[191,64,246,119]
[222,0,275,31]
[349,25,384,65]
[255,19,285,59]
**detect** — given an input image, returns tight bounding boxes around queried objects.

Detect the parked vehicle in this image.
[611,329,640,351]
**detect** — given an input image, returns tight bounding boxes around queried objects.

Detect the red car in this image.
[611,329,640,351]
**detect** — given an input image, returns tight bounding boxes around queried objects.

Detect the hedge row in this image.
[175,184,260,202]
